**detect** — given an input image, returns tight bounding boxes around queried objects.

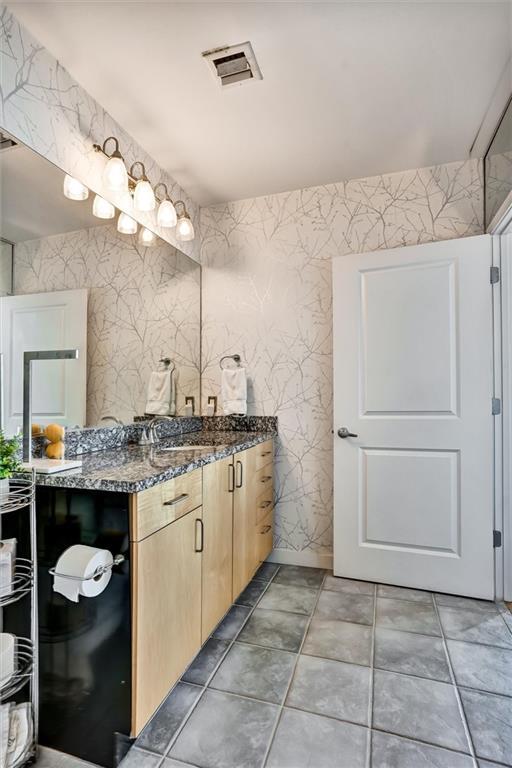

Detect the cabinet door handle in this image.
[259,500,272,509]
[261,450,272,457]
[228,463,235,493]
[260,475,272,483]
[260,525,272,534]
[194,518,204,553]
[163,493,189,506]
[236,460,243,488]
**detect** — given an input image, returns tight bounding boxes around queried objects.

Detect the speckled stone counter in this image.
[33,430,275,493]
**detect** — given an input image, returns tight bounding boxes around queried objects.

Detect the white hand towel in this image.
[221,368,247,415]
[145,371,172,416]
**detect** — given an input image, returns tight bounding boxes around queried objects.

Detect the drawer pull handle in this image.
[261,525,272,534]
[260,475,272,483]
[195,518,204,553]
[259,500,272,509]
[228,463,235,493]
[163,493,189,506]
[236,460,243,489]
[261,451,272,456]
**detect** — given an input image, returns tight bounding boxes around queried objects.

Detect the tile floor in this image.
[104,565,512,766]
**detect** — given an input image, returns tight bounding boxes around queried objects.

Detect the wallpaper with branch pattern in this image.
[15,224,200,426]
[201,159,484,558]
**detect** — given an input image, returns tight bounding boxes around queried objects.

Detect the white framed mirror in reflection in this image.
[0,132,201,434]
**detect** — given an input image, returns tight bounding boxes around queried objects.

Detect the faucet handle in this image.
[139,427,152,446]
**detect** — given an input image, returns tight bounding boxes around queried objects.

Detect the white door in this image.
[333,235,495,599]
[0,289,88,435]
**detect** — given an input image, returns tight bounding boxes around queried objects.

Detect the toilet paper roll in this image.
[53,545,113,603]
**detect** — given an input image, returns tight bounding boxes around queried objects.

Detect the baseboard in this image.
[267,548,333,570]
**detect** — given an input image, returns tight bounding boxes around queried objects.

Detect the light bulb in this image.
[133,179,156,212]
[157,199,177,228]
[103,156,128,192]
[138,227,157,247]
[63,174,89,201]
[117,212,137,235]
[92,194,115,219]
[176,214,195,242]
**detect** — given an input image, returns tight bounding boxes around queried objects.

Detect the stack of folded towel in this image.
[0,540,16,598]
[1,702,33,767]
[145,369,176,416]
[221,367,247,415]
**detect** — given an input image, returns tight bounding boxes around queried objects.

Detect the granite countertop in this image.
[33,430,274,493]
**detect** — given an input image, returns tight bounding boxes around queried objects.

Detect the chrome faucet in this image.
[147,415,178,445]
[22,349,79,461]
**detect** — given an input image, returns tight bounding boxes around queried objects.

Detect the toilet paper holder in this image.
[49,553,125,581]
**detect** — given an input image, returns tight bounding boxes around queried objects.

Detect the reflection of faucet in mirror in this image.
[99,415,124,426]
[23,349,79,462]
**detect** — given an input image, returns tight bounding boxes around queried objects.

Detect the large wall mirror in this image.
[0,132,201,434]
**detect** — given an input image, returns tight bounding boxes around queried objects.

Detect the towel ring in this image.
[220,354,242,370]
[159,357,176,374]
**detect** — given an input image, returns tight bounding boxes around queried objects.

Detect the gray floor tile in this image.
[212,605,251,641]
[438,605,512,649]
[435,594,498,613]
[273,564,325,588]
[460,688,512,765]
[258,583,318,615]
[315,590,374,625]
[169,689,278,768]
[36,748,100,768]
[253,562,280,582]
[209,642,295,703]
[119,748,161,768]
[161,760,192,768]
[374,627,451,682]
[478,762,507,768]
[371,731,475,768]
[373,669,469,752]
[377,584,433,604]
[182,638,229,686]
[234,579,268,607]
[266,708,368,768]
[376,597,441,636]
[448,640,512,696]
[136,682,202,754]
[286,654,371,725]
[302,618,372,666]
[238,608,308,651]
[323,575,375,595]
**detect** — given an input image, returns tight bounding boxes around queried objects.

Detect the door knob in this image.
[337,427,358,439]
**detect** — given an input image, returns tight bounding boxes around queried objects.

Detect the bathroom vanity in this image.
[32,424,275,767]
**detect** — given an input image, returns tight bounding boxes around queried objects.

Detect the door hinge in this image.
[492,397,501,415]
[493,530,502,548]
[490,266,500,284]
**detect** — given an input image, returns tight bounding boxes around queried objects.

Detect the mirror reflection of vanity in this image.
[0,134,201,435]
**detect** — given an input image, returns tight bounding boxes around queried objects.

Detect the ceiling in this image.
[0,142,98,242]
[8,1,512,206]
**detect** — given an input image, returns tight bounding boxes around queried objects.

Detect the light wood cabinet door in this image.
[202,456,234,642]
[233,447,260,597]
[131,510,202,735]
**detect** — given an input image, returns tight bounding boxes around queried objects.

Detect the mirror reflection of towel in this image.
[145,371,175,415]
[222,368,247,415]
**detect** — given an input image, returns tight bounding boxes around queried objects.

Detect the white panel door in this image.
[0,289,87,435]
[333,235,495,599]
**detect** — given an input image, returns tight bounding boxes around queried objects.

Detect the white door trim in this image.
[499,233,512,601]
[492,235,504,601]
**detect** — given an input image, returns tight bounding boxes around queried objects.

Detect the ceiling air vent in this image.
[202,42,262,88]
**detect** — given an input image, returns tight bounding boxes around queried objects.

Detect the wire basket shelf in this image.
[0,638,34,699]
[0,559,33,608]
[0,475,35,516]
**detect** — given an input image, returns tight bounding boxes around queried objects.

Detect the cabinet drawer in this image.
[131,468,202,541]
[254,440,274,471]
[257,510,273,563]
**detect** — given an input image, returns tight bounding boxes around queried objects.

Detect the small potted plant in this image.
[0,431,21,500]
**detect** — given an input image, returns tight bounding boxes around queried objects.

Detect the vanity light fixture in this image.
[138,227,157,247]
[154,183,177,228]
[92,194,115,219]
[94,136,129,193]
[175,201,195,242]
[117,212,138,235]
[63,174,89,201]
[130,162,156,212]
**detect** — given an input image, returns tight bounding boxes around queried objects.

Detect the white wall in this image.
[201,159,484,566]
